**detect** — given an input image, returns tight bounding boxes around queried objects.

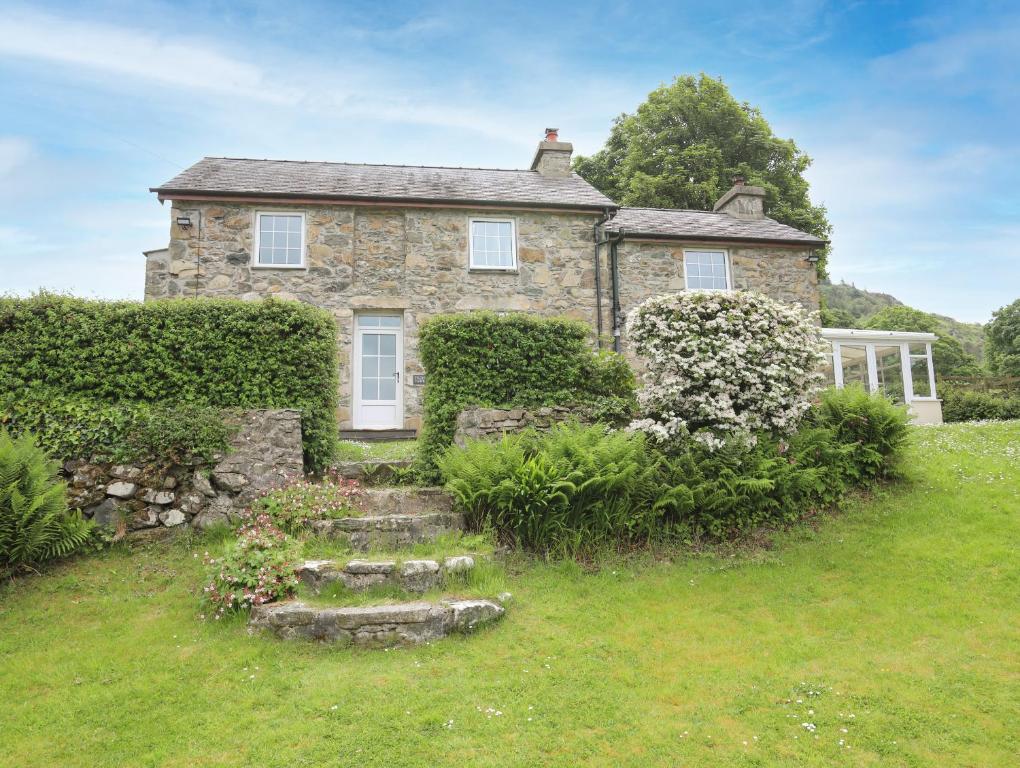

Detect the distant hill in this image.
[821,282,986,362]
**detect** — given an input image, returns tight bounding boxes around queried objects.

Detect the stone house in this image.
[147,129,828,433]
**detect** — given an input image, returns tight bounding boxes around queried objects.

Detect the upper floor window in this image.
[255,212,305,267]
[469,218,516,270]
[684,249,730,290]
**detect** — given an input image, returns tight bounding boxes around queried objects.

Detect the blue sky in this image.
[0,0,1017,323]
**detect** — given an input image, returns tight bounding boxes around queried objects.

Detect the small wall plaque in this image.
[412,374,426,386]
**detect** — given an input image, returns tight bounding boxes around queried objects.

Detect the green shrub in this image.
[942,389,1020,422]
[414,312,636,480]
[251,474,363,535]
[809,386,909,480]
[201,512,300,618]
[439,423,658,552]
[0,429,92,573]
[1,390,233,464]
[440,389,910,552]
[0,294,338,471]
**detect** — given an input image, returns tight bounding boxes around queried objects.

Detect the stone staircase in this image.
[302,487,464,550]
[249,465,506,648]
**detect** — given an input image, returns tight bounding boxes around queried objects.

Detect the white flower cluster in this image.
[626,290,827,449]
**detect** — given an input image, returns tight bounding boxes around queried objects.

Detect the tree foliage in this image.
[575,74,832,276]
[986,298,1020,377]
[863,306,981,376]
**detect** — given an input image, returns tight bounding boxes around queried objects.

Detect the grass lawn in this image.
[1,422,1017,767]
[334,439,417,462]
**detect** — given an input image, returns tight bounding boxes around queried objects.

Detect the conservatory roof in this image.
[821,328,938,342]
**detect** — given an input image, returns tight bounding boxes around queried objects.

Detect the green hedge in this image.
[414,312,635,480]
[1,391,233,465]
[0,295,339,471]
[941,389,1020,422]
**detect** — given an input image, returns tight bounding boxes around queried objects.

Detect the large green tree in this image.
[575,74,832,277]
[863,306,981,377]
[986,298,1020,377]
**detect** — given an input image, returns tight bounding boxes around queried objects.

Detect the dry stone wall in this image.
[65,409,303,538]
[454,405,589,447]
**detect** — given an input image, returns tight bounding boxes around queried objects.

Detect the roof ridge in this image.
[617,206,724,214]
[204,156,549,174]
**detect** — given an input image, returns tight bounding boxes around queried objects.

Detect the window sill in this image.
[252,263,307,270]
[469,267,519,275]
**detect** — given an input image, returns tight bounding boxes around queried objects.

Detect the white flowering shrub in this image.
[626,291,827,449]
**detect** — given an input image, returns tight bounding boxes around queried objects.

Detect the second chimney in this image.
[530,128,572,177]
[713,176,765,219]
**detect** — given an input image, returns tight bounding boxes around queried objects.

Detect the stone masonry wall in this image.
[66,409,303,538]
[453,405,590,447]
[147,202,820,430]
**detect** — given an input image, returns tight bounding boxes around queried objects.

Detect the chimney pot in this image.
[531,129,572,176]
[732,174,745,186]
[545,128,559,142]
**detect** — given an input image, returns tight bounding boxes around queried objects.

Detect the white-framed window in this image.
[469,218,517,270]
[683,249,731,290]
[254,212,305,268]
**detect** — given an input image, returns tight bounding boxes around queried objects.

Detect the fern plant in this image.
[0,429,92,573]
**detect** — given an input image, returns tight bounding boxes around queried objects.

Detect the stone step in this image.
[303,512,464,550]
[249,598,505,647]
[352,487,453,516]
[332,459,413,485]
[298,555,476,594]
[339,429,417,441]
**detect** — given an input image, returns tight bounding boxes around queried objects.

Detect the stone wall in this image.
[65,409,303,538]
[453,405,589,447]
[148,202,820,430]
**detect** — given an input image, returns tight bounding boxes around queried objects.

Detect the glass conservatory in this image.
[820,328,943,424]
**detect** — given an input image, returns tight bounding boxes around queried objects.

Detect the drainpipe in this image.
[609,229,624,353]
[593,208,613,348]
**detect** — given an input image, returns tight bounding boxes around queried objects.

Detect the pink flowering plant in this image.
[201,512,299,618]
[250,472,363,534]
[626,290,827,450]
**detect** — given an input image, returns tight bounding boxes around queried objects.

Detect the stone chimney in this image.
[530,128,573,177]
[713,175,766,219]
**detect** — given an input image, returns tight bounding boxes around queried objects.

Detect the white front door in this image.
[353,314,403,429]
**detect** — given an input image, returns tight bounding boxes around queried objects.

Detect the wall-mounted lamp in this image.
[176,216,193,228]
[806,252,820,263]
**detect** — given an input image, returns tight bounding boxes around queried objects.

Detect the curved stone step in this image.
[303,511,464,550]
[298,555,475,594]
[249,598,505,646]
[332,459,413,485]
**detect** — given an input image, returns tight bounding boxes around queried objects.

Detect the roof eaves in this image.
[150,187,617,211]
[609,229,827,246]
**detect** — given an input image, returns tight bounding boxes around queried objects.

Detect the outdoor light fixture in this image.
[806,252,820,263]
[176,216,192,228]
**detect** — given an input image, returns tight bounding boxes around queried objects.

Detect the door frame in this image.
[352,312,404,429]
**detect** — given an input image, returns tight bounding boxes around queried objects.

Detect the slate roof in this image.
[605,207,826,246]
[152,157,616,210]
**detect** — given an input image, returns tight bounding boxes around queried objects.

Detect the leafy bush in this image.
[1,390,233,464]
[251,474,362,534]
[808,386,909,480]
[627,291,826,449]
[0,429,92,573]
[440,390,909,552]
[440,423,659,552]
[942,389,1020,422]
[0,294,338,471]
[202,513,300,618]
[414,312,636,480]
